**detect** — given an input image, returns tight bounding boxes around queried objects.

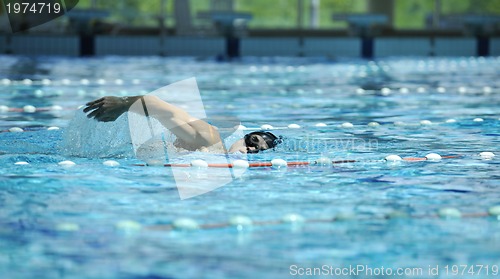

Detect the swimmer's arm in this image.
[84,96,141,122]
[138,96,221,147]
[84,96,221,147]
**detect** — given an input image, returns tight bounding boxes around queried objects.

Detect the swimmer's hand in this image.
[83,96,140,122]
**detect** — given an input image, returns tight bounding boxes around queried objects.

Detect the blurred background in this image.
[0,0,499,57]
[68,0,500,30]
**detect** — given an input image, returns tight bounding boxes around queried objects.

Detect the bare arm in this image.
[84,96,221,148]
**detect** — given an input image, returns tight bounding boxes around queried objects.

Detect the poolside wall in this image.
[491,38,500,56]
[0,35,498,57]
[0,35,80,56]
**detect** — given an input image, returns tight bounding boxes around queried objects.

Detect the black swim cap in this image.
[244,131,281,153]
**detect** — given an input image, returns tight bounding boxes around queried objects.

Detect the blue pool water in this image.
[0,55,499,279]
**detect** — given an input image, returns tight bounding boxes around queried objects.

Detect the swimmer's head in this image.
[243,131,281,154]
[228,131,282,154]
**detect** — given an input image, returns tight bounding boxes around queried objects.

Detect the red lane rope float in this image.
[131,155,463,168]
[403,157,427,161]
[404,155,460,161]
[131,161,353,168]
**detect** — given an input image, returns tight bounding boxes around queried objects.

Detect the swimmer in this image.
[83,96,280,154]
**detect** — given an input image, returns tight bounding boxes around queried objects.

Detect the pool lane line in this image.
[131,155,462,168]
[403,155,461,161]
[0,106,78,113]
[144,211,495,232]
[0,78,141,86]
[0,114,496,134]
[4,107,65,112]
[410,212,490,219]
[131,161,353,168]
[9,154,466,168]
[0,126,62,133]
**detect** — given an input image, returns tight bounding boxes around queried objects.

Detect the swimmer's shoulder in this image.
[174,138,225,153]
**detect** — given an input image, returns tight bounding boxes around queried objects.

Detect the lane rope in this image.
[1,116,498,134]
[12,152,492,168]
[144,209,498,232]
[129,155,464,169]
[94,206,500,233]
[51,207,500,233]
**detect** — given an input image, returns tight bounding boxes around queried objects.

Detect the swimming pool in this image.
[0,55,499,279]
